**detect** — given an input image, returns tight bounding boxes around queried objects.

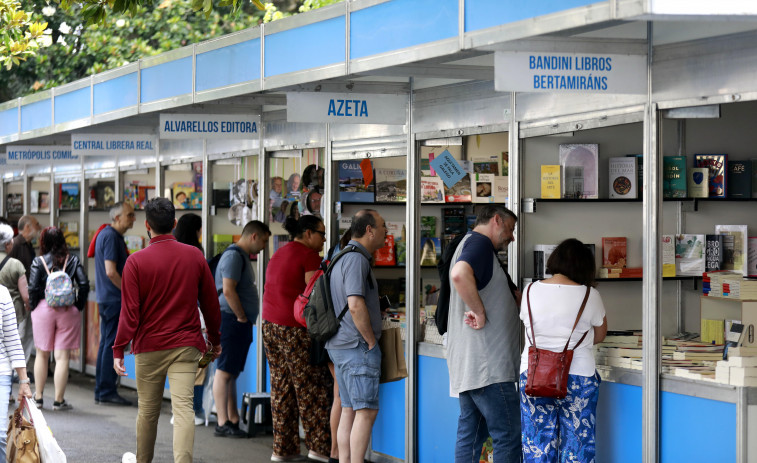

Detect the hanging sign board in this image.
[72,134,156,156]
[429,149,465,188]
[286,92,407,125]
[495,51,647,95]
[159,114,260,139]
[5,145,77,165]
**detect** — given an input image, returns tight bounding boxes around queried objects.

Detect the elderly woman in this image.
[519,238,608,463]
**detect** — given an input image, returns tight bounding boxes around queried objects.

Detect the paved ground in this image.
[13,371,311,463]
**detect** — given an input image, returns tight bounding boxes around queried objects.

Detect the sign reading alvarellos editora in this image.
[5,145,77,165]
[72,134,156,156]
[286,92,407,125]
[159,114,260,139]
[495,51,647,95]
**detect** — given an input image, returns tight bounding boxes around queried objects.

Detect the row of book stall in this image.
[3,1,757,461]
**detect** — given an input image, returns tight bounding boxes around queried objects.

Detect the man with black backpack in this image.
[325,210,387,463]
[447,205,522,463]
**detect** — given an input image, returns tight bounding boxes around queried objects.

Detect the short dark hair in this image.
[283,215,323,240]
[174,213,203,252]
[241,220,270,238]
[351,209,377,238]
[145,198,175,235]
[474,205,517,228]
[546,238,596,287]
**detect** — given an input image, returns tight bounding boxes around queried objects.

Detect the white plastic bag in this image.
[25,398,66,463]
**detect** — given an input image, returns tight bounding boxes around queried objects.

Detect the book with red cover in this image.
[373,235,396,266]
[602,237,627,268]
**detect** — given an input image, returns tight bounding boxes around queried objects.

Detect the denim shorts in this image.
[217,311,253,377]
[328,341,381,410]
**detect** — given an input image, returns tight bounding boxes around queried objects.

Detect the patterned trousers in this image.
[262,321,333,457]
[519,372,601,463]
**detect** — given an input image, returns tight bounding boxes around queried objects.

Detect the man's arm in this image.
[17,275,29,311]
[347,295,377,349]
[450,260,487,329]
[222,278,247,323]
[104,259,122,290]
[112,261,140,361]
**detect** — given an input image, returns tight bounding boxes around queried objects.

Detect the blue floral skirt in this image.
[519,371,601,463]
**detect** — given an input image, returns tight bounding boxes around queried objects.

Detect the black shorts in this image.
[216,311,253,377]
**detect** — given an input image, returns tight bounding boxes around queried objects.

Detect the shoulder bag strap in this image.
[39,256,51,276]
[561,286,592,353]
[525,282,537,347]
[0,255,11,274]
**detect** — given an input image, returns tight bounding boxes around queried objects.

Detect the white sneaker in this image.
[122,452,137,463]
[170,415,205,426]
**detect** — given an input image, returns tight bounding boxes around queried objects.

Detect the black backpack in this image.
[207,245,248,293]
[435,233,518,335]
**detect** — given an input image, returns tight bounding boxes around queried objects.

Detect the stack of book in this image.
[716,346,757,386]
[702,270,741,296]
[598,267,643,278]
[721,278,757,299]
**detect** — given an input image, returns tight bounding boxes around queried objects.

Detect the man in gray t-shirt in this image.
[447,205,522,463]
[326,209,386,463]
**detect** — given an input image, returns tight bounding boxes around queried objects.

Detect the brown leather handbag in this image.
[524,283,591,399]
[6,397,40,462]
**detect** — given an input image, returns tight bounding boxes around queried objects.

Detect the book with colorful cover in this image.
[420,237,442,266]
[338,161,374,202]
[688,167,709,198]
[694,154,727,198]
[473,155,499,174]
[675,234,705,276]
[123,182,138,206]
[59,183,80,210]
[172,182,195,210]
[663,156,687,198]
[190,192,202,209]
[559,144,598,199]
[716,224,748,275]
[727,160,751,198]
[38,192,50,213]
[375,167,407,203]
[540,165,560,199]
[662,235,676,277]
[444,174,472,203]
[374,234,396,266]
[501,151,509,176]
[136,186,154,209]
[213,234,234,255]
[472,173,495,203]
[420,216,437,238]
[493,176,508,203]
[124,235,144,254]
[385,222,406,267]
[609,157,638,199]
[705,234,725,272]
[60,221,79,248]
[602,237,627,268]
[442,207,466,254]
[420,177,445,203]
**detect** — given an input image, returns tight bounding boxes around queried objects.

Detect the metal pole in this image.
[324,124,333,243]
[508,93,520,285]
[405,78,418,463]
[202,140,210,259]
[256,122,267,393]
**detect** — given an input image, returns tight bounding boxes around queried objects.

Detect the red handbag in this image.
[524,283,591,399]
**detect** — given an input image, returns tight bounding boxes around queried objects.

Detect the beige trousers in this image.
[135,346,201,463]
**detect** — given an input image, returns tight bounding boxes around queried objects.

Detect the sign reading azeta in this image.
[286,92,407,125]
[72,134,156,156]
[495,51,647,95]
[5,145,77,165]
[159,114,259,139]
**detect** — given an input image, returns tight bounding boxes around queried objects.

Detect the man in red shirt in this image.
[113,197,221,463]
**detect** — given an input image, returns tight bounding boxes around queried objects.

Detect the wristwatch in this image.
[18,378,30,384]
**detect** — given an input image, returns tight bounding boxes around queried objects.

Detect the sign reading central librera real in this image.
[5,145,77,165]
[159,114,260,139]
[286,92,407,125]
[494,51,647,94]
[72,134,157,156]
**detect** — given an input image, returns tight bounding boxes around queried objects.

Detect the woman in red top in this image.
[263,215,333,462]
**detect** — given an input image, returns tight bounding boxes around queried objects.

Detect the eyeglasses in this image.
[314,230,326,238]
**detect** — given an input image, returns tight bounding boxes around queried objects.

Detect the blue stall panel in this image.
[351,0,457,60]
[661,391,736,463]
[465,0,598,32]
[0,107,18,137]
[372,378,405,459]
[265,16,345,77]
[596,381,642,463]
[20,99,51,132]
[140,57,192,103]
[196,39,261,92]
[418,355,458,463]
[94,73,138,115]
[235,336,258,405]
[55,87,90,124]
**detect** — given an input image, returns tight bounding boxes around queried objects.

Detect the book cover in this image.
[675,234,705,276]
[420,237,441,266]
[540,165,560,199]
[534,244,558,279]
[688,167,709,199]
[38,192,50,213]
[420,177,445,203]
[124,235,144,254]
[213,234,234,255]
[727,160,751,198]
[123,182,138,206]
[442,207,466,254]
[189,191,202,209]
[472,173,495,203]
[30,191,39,214]
[602,237,627,268]
[559,144,598,199]
[338,161,375,202]
[5,194,21,215]
[59,183,80,210]
[694,154,727,198]
[663,156,687,198]
[420,216,437,238]
[137,186,155,209]
[272,235,290,254]
[609,156,638,199]
[374,234,396,266]
[626,154,643,197]
[60,221,79,249]
[473,156,499,174]
[716,224,748,275]
[748,237,757,278]
[705,234,725,272]
[662,235,676,277]
[172,182,195,210]
[395,224,407,266]
[501,151,509,176]
[444,174,472,203]
[375,167,407,202]
[493,176,508,203]
[752,159,757,198]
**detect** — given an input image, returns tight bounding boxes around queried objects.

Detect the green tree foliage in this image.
[0,0,342,101]
[0,0,47,70]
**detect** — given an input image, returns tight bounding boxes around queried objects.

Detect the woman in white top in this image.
[519,238,608,463]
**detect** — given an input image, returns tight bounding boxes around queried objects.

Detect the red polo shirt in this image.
[263,241,322,327]
[113,235,221,359]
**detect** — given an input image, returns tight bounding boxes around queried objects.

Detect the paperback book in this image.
[172,182,195,210]
[338,161,375,202]
[716,224,748,275]
[540,165,560,199]
[420,177,445,203]
[38,192,50,213]
[472,173,495,203]
[626,154,643,197]
[124,235,144,254]
[59,221,79,249]
[662,235,676,277]
[675,234,705,276]
[534,244,558,279]
[493,176,508,203]
[748,237,757,278]
[694,154,727,198]
[727,160,751,198]
[59,183,80,210]
[663,156,687,198]
[688,168,709,199]
[420,237,442,266]
[473,156,499,174]
[6,194,22,214]
[420,216,437,238]
[442,207,466,253]
[374,234,396,266]
[609,156,638,199]
[602,237,627,269]
[444,174,472,203]
[705,234,725,272]
[559,144,598,199]
[213,234,234,255]
[30,191,39,214]
[375,167,407,202]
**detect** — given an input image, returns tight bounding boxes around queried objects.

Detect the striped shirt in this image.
[0,285,25,375]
